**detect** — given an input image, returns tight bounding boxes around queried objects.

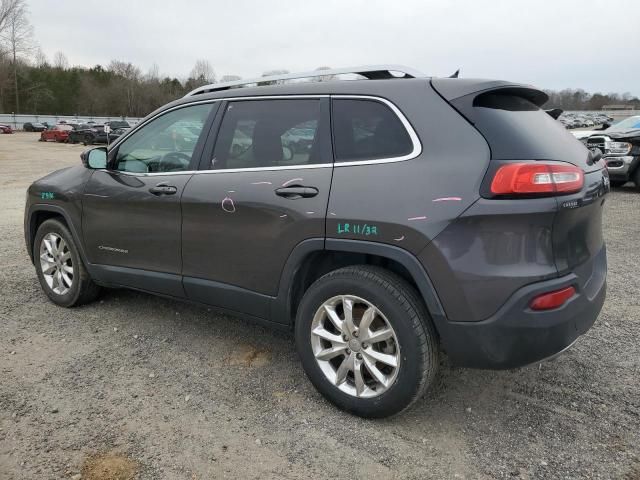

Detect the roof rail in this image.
[184,65,427,97]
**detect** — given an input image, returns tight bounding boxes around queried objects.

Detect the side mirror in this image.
[81,147,107,169]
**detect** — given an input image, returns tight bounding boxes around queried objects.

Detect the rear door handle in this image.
[149,183,177,196]
[275,186,319,199]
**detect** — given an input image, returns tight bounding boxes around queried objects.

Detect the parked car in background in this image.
[81,123,130,145]
[66,124,94,144]
[24,65,609,418]
[570,118,584,128]
[23,122,46,132]
[584,115,640,190]
[39,124,72,142]
[106,120,130,130]
[0,124,14,134]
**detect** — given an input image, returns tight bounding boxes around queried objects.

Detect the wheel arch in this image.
[27,205,88,266]
[271,239,447,332]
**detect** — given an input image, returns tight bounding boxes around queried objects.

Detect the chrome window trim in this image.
[105,94,421,177]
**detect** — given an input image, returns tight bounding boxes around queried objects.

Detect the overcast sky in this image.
[29,0,638,95]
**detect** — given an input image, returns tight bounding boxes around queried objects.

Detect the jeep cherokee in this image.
[24,65,608,418]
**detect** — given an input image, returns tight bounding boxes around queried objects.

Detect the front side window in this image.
[212,99,323,170]
[114,103,213,173]
[332,99,413,162]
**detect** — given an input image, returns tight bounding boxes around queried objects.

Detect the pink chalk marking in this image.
[251,181,272,185]
[394,235,405,242]
[221,197,236,213]
[282,177,303,187]
[279,214,287,218]
[407,216,427,221]
[432,197,462,202]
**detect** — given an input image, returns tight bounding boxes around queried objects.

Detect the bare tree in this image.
[52,51,68,69]
[0,0,21,36]
[108,60,142,116]
[33,47,47,67]
[146,62,159,81]
[189,59,215,84]
[0,0,34,113]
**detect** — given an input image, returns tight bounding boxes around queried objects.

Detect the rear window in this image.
[463,93,587,160]
[332,99,413,162]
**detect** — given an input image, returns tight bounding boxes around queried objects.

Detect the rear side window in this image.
[332,99,413,162]
[463,93,587,160]
[212,99,324,170]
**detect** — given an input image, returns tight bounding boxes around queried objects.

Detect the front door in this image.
[82,102,217,295]
[181,98,332,316]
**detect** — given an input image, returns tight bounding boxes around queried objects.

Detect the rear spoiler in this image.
[431,78,548,106]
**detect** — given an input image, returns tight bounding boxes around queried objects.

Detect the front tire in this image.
[295,266,439,418]
[34,219,100,307]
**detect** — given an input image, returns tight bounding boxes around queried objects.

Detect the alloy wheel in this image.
[39,232,74,295]
[310,295,401,398]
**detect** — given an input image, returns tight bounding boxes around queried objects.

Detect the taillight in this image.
[530,286,576,311]
[490,162,584,196]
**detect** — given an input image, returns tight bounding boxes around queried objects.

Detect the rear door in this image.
[82,102,217,296]
[181,97,332,317]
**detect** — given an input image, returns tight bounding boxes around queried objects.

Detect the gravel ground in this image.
[1,132,639,480]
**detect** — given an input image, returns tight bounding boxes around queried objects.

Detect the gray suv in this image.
[24,66,608,418]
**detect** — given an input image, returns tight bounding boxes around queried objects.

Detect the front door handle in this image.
[149,183,177,196]
[275,186,319,199]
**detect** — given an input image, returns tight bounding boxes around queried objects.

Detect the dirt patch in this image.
[224,344,271,367]
[626,463,640,480]
[82,453,138,480]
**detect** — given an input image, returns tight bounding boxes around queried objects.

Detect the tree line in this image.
[1,0,638,118]
[544,89,639,111]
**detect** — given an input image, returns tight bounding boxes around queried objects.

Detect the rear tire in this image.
[34,219,100,307]
[634,169,640,193]
[295,265,439,418]
[610,180,627,188]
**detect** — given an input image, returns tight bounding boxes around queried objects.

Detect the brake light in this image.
[530,286,576,311]
[491,162,584,196]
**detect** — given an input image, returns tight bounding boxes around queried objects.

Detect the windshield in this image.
[606,116,640,133]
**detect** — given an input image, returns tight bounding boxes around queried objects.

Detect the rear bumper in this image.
[438,246,607,369]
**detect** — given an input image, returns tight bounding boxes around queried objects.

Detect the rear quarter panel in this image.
[326,82,490,255]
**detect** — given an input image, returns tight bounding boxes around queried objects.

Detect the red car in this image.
[40,124,72,142]
[0,124,13,134]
